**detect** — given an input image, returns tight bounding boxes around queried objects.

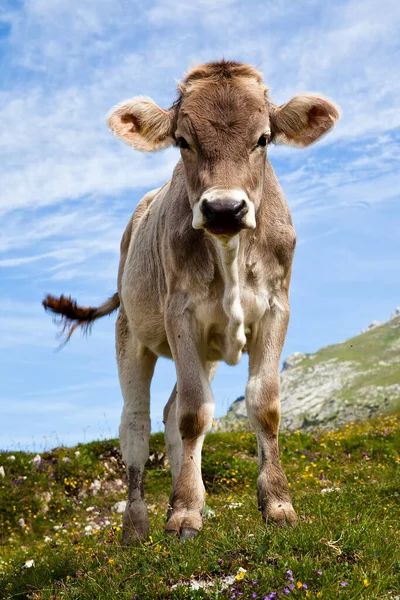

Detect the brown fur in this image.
[44,60,339,541]
[43,292,119,342]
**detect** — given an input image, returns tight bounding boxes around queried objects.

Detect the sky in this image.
[1,0,399,450]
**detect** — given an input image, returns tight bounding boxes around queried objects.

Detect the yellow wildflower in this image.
[235,567,247,581]
[364,579,370,587]
[108,558,115,565]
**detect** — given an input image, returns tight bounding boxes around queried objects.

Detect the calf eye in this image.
[176,136,190,150]
[257,134,268,147]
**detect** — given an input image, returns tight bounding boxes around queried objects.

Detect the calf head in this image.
[108,61,339,237]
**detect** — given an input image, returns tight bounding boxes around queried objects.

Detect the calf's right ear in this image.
[107,96,174,152]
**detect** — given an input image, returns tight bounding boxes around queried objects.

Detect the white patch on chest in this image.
[217,237,247,366]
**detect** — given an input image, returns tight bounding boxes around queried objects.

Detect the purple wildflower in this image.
[302,584,308,590]
[252,581,259,585]
[289,583,295,590]
[252,594,257,598]
[283,588,291,595]
[341,582,349,587]
[317,570,323,575]
[217,559,223,565]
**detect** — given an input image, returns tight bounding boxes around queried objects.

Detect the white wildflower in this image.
[31,455,41,466]
[228,502,243,509]
[7,455,16,461]
[0,466,5,478]
[24,559,35,568]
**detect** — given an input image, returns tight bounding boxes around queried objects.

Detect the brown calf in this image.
[44,60,339,543]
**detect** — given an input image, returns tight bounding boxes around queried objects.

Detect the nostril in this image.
[234,199,248,216]
[201,200,214,220]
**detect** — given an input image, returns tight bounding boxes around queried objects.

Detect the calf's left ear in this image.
[269,95,340,148]
[107,96,174,152]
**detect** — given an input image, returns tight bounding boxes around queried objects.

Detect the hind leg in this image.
[117,312,157,544]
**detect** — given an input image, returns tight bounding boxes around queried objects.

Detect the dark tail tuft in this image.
[43,292,120,346]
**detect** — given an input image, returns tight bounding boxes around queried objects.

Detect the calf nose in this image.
[201,199,248,234]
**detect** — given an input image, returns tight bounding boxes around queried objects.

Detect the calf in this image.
[44,60,339,543]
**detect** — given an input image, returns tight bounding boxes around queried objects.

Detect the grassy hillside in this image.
[216,314,400,433]
[1,415,399,599]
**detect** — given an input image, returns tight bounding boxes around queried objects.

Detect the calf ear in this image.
[107,96,174,152]
[270,95,340,148]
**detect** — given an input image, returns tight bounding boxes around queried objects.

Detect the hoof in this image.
[165,509,202,540]
[122,501,149,545]
[180,528,199,541]
[264,501,297,527]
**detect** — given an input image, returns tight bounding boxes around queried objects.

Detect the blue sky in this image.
[1,0,399,450]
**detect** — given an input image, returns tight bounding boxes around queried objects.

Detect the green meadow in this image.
[1,415,399,599]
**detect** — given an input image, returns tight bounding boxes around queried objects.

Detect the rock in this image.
[90,480,102,495]
[112,500,127,514]
[365,320,382,331]
[282,352,307,371]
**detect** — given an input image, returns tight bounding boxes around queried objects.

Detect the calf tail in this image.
[43,292,120,345]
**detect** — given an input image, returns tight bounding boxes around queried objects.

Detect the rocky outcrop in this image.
[214,311,400,432]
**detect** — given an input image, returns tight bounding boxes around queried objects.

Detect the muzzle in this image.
[192,189,256,235]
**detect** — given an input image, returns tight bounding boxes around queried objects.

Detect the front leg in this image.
[165,294,215,539]
[246,303,297,526]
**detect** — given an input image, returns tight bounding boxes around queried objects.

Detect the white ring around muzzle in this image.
[192,189,256,232]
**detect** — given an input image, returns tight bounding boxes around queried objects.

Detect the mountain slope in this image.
[215,311,400,432]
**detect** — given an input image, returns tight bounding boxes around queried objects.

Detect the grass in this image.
[0,415,399,599]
